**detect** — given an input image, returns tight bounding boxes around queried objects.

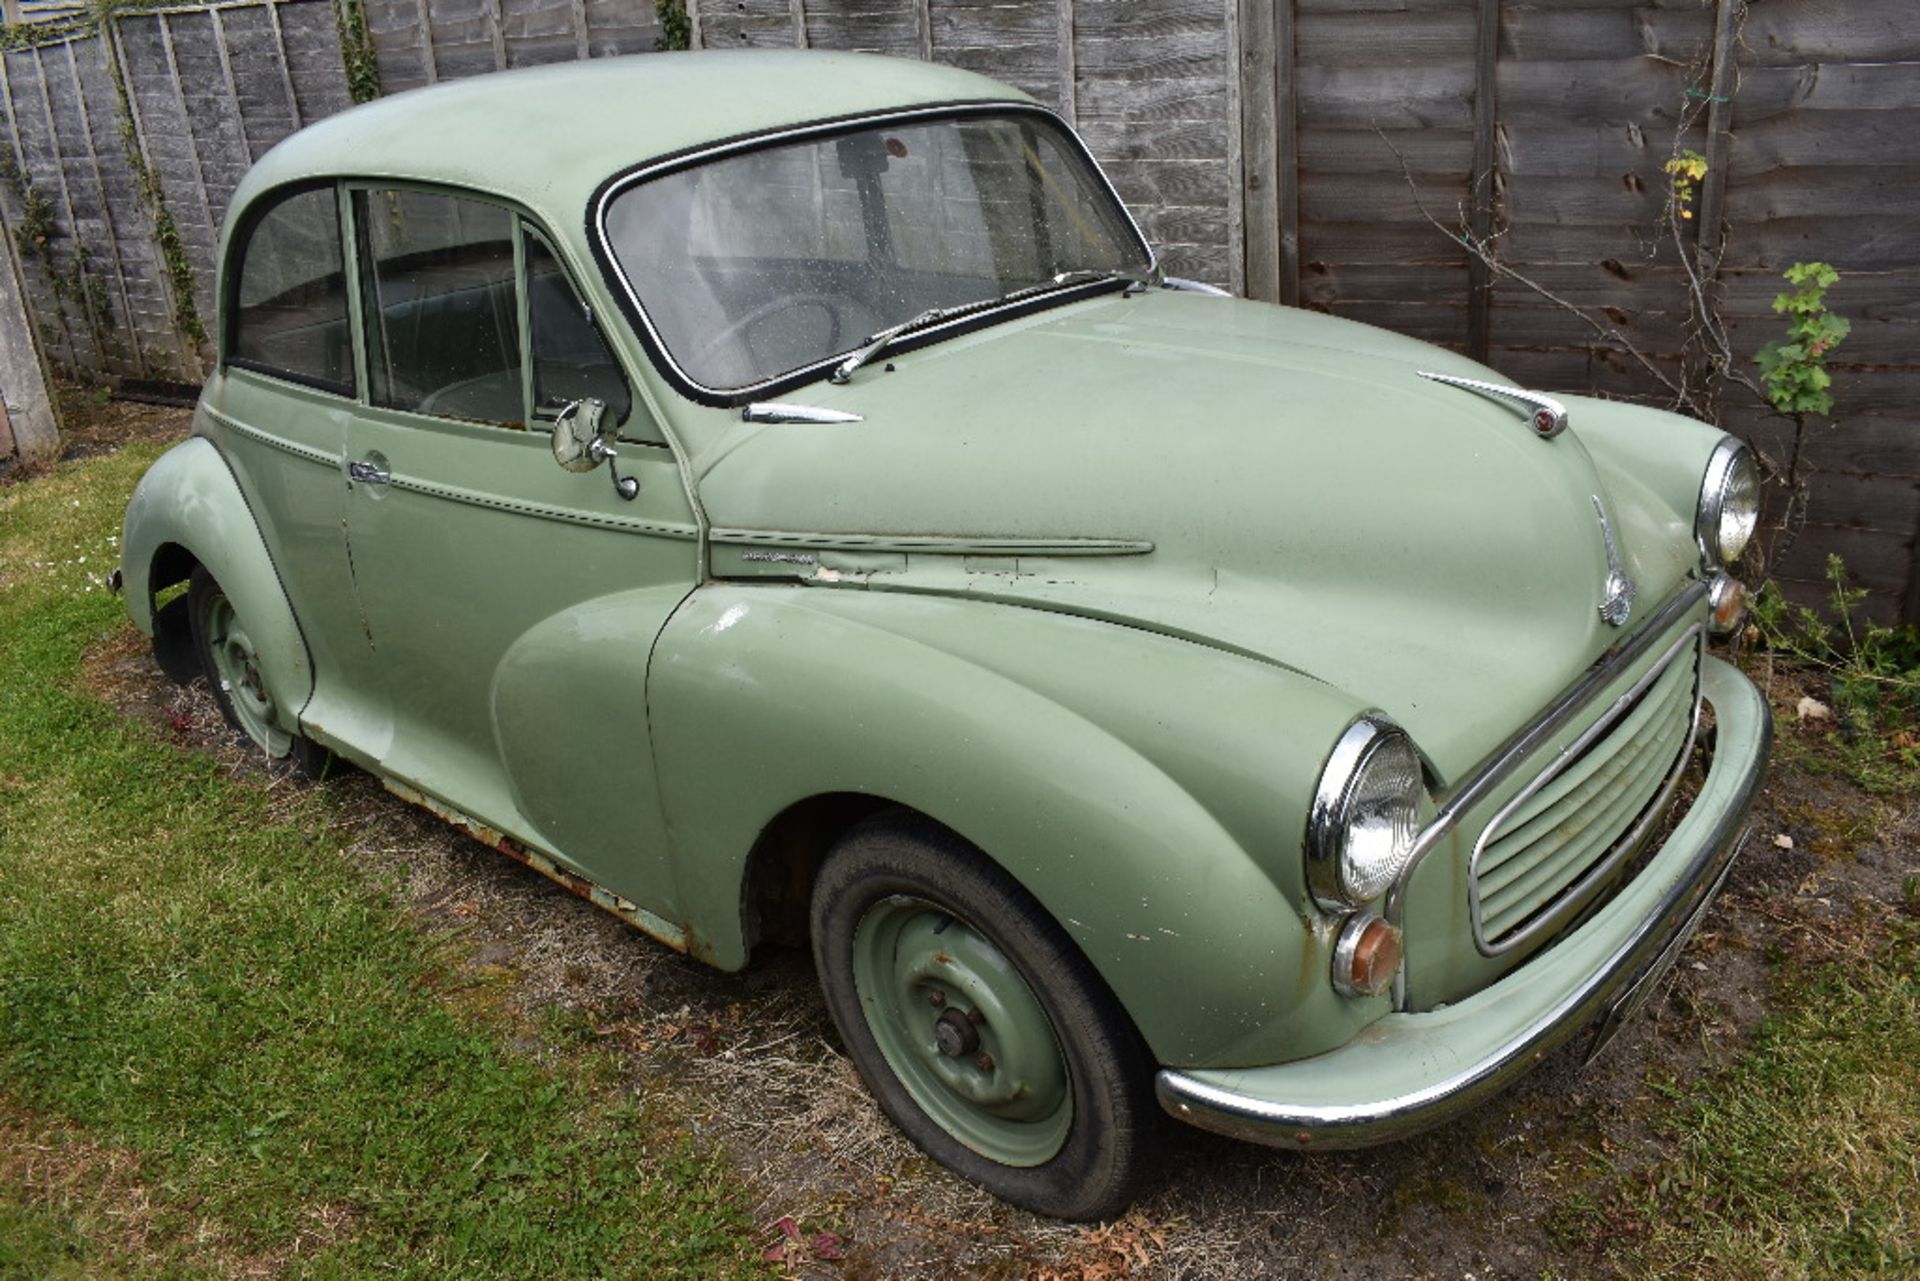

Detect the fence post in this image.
[0,224,62,467]
[1465,0,1498,364]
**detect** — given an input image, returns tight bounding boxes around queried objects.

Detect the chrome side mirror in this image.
[551,397,611,473]
[550,397,638,500]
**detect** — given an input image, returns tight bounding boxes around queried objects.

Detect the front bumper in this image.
[1156,654,1771,1149]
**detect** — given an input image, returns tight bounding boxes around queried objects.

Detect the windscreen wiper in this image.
[829,267,1164,385]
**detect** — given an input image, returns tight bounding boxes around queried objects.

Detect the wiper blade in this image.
[827,266,1164,385]
[829,304,960,385]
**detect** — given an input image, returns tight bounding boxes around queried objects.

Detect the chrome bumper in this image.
[1156,655,1771,1150]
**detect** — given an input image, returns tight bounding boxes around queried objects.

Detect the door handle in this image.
[347,457,390,486]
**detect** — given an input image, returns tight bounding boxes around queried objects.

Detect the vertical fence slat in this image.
[1465,0,1498,361]
[109,17,199,375]
[1273,0,1298,307]
[32,43,104,366]
[789,0,807,49]
[487,0,508,70]
[1234,0,1278,303]
[914,0,930,62]
[157,13,221,248]
[568,0,588,58]
[0,52,79,372]
[263,0,305,129]
[65,41,147,378]
[415,0,439,82]
[210,10,256,165]
[1055,0,1075,127]
[1695,0,1738,274]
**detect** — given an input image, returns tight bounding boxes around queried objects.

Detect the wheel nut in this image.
[974,1052,995,1072]
[925,988,945,1007]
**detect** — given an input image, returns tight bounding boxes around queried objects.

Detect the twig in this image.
[1374,127,1695,409]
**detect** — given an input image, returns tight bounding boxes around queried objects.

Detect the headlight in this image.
[1306,716,1425,909]
[1697,439,1759,566]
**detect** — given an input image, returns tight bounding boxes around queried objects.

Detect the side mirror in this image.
[550,397,639,501]
[550,397,612,473]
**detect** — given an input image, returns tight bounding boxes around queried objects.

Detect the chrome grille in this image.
[1470,628,1702,953]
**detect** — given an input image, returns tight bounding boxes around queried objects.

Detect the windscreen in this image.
[601,111,1149,391]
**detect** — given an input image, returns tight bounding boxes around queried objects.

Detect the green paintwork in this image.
[1163,655,1769,1143]
[122,435,313,744]
[122,51,1769,1144]
[855,895,1073,1166]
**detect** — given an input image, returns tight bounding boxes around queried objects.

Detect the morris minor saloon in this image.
[121,51,1770,1219]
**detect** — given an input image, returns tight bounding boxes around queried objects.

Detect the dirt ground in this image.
[71,402,1920,1279]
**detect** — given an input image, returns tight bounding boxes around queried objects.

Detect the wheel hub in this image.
[932,1007,980,1058]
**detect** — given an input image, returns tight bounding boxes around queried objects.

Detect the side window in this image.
[228,185,353,394]
[524,229,632,428]
[355,188,525,426]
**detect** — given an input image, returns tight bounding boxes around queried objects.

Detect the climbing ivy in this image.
[102,37,205,346]
[332,0,381,103]
[653,0,691,51]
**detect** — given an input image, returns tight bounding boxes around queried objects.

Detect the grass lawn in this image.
[0,445,765,1277]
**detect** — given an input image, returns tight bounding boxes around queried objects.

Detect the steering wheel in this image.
[690,293,847,379]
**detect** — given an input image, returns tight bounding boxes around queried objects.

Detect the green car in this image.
[119,50,1770,1220]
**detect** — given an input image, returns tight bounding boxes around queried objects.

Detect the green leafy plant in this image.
[1754,262,1851,416]
[653,0,691,51]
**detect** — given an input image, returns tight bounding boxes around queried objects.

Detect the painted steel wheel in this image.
[186,566,329,777]
[811,814,1161,1220]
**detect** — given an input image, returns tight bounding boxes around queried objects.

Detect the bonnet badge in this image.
[1592,496,1636,627]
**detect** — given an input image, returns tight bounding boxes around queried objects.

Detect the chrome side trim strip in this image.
[1163,277,1231,296]
[1467,626,1704,955]
[742,402,864,424]
[1418,371,1569,439]
[385,473,698,539]
[708,527,1154,557]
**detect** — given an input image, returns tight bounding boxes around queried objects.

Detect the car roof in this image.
[225,50,1034,242]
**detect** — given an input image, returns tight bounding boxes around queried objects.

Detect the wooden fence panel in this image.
[367,0,659,89]
[114,0,354,373]
[0,43,106,377]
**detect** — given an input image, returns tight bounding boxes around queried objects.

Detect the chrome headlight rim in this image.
[1306,714,1425,911]
[1697,438,1759,568]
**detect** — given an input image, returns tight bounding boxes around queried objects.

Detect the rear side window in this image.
[228,186,353,394]
[356,189,525,426]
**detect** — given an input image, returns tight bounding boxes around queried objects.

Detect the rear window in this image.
[228,185,353,394]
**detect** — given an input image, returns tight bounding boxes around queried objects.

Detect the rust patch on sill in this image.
[381,778,690,954]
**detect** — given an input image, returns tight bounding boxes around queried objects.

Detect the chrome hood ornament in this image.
[1592,495,1637,627]
[1417,371,1568,440]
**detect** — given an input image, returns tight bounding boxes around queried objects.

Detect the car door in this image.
[339,183,698,917]
[212,183,381,725]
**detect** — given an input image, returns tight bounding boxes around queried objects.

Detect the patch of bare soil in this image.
[83,632,1920,1280]
[2,388,191,486]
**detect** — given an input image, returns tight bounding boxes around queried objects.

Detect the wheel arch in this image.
[651,583,1380,1068]
[121,437,315,723]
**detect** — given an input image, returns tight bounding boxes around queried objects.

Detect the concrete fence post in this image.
[0,218,61,467]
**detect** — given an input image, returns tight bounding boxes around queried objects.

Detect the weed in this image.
[1750,556,1920,792]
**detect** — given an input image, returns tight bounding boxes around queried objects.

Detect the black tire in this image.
[185,566,333,779]
[810,812,1162,1220]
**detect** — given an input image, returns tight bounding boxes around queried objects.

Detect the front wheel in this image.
[810,814,1161,1220]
